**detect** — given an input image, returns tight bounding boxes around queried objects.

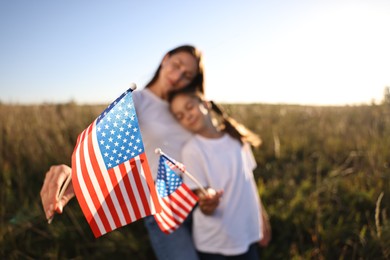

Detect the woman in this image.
[40,45,204,260]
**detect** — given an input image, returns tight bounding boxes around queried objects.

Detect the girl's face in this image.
[159,52,199,94]
[170,94,210,134]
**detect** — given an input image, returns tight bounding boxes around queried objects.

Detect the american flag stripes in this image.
[71,88,161,238]
[154,154,198,234]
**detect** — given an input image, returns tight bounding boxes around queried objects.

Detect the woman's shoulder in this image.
[132,88,148,103]
[132,88,166,109]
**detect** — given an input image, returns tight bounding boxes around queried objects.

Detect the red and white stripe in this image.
[154,184,198,234]
[72,120,161,237]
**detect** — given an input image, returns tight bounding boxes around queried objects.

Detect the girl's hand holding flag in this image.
[196,188,223,216]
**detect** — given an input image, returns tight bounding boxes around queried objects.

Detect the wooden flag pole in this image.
[155,148,208,196]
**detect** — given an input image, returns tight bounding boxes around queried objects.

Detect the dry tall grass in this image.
[1,102,389,259]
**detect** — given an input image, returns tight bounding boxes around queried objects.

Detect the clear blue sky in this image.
[1,0,390,105]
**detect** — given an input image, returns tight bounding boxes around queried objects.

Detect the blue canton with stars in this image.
[96,89,144,169]
[156,156,183,198]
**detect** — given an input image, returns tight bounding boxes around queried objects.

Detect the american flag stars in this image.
[96,94,144,170]
[156,156,183,197]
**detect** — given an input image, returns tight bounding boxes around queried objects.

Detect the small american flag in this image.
[71,88,161,238]
[154,154,198,234]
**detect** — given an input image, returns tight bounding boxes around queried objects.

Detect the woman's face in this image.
[159,51,199,94]
[170,94,209,134]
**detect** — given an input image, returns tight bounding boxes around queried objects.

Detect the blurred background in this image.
[1,1,389,259]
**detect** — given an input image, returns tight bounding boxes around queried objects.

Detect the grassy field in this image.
[1,101,389,259]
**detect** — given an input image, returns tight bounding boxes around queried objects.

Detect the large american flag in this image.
[71,88,161,238]
[154,154,198,234]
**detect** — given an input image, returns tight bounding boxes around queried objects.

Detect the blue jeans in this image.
[144,214,199,260]
[197,243,259,260]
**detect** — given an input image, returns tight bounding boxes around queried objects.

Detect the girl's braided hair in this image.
[209,100,262,148]
[168,88,262,148]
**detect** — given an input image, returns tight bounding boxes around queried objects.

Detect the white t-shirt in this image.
[132,88,192,179]
[181,134,262,255]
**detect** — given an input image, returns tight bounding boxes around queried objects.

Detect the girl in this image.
[40,45,205,260]
[168,88,271,259]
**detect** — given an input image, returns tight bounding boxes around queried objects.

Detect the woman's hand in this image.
[40,164,75,221]
[196,188,223,216]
